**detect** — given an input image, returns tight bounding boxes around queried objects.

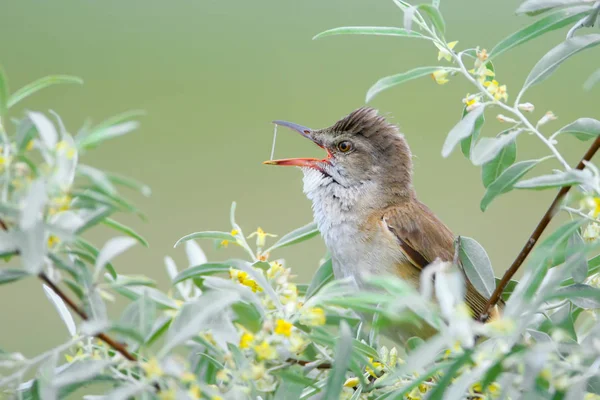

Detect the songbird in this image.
[264,107,493,335]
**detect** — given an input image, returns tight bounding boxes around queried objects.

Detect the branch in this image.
[480,136,600,321]
[0,220,144,366]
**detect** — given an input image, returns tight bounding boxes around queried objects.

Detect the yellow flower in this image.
[231,229,239,236]
[344,377,359,387]
[240,332,254,349]
[49,195,72,215]
[48,235,60,248]
[583,223,600,243]
[65,348,84,363]
[141,357,163,380]
[158,388,176,400]
[254,341,277,360]
[300,307,326,326]
[484,80,508,101]
[431,69,450,85]
[274,319,293,337]
[216,369,231,382]
[26,140,34,151]
[229,268,262,292]
[250,363,266,380]
[55,140,76,159]
[188,384,202,399]
[181,371,196,383]
[267,261,284,279]
[288,332,308,353]
[247,227,277,248]
[281,283,298,305]
[462,93,481,112]
[436,40,458,61]
[365,358,383,377]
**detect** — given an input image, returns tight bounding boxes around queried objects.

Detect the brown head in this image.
[264,107,415,203]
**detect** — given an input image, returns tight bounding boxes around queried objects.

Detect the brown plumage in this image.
[265,107,498,332]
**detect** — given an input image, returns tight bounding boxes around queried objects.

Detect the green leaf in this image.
[406,336,425,352]
[7,75,83,109]
[489,7,592,60]
[0,269,30,285]
[159,290,240,356]
[514,169,591,190]
[0,65,8,119]
[442,106,485,158]
[427,350,474,400]
[54,360,112,388]
[232,301,263,332]
[313,26,428,40]
[105,172,151,197]
[556,117,600,141]
[417,4,446,34]
[470,130,521,166]
[77,120,140,150]
[517,0,590,15]
[481,135,517,188]
[366,66,441,102]
[172,263,231,284]
[480,157,549,211]
[460,107,485,158]
[323,321,353,400]
[458,237,496,298]
[584,68,600,91]
[523,34,600,91]
[266,221,319,252]
[174,231,235,248]
[306,258,334,299]
[102,218,148,247]
[547,283,600,308]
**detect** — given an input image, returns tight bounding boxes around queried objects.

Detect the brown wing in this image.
[383,201,491,320]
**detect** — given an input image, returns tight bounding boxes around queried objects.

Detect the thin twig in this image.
[0,220,143,365]
[286,358,332,369]
[480,136,600,321]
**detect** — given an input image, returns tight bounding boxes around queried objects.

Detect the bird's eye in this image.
[337,141,353,153]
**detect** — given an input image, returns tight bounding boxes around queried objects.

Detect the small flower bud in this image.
[537,111,557,127]
[496,114,518,123]
[389,347,399,367]
[518,102,535,112]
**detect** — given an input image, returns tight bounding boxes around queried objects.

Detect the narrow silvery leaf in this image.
[523,34,600,91]
[78,121,140,150]
[115,285,179,309]
[77,164,117,194]
[514,169,592,190]
[185,240,207,266]
[481,138,517,187]
[567,232,587,284]
[417,4,446,34]
[0,230,18,254]
[584,68,600,91]
[0,269,29,285]
[174,231,235,248]
[403,6,417,33]
[266,221,319,252]
[0,65,8,118]
[459,237,496,298]
[94,236,137,279]
[43,285,76,337]
[8,75,83,109]
[160,290,240,356]
[29,111,58,149]
[17,221,47,274]
[442,106,485,158]
[37,351,58,400]
[366,66,441,103]
[435,269,464,318]
[556,117,600,141]
[471,129,521,166]
[54,360,111,387]
[50,211,85,235]
[87,287,108,322]
[517,0,589,15]
[20,180,47,230]
[549,283,600,308]
[165,255,191,300]
[323,321,353,400]
[480,157,549,211]
[313,26,427,40]
[566,379,587,400]
[119,294,156,343]
[489,7,592,59]
[306,258,334,299]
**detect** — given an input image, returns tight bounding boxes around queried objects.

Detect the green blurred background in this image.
[0,0,598,357]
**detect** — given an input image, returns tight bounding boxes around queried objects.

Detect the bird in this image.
[264,107,496,337]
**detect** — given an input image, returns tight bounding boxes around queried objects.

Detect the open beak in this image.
[263,120,331,169]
